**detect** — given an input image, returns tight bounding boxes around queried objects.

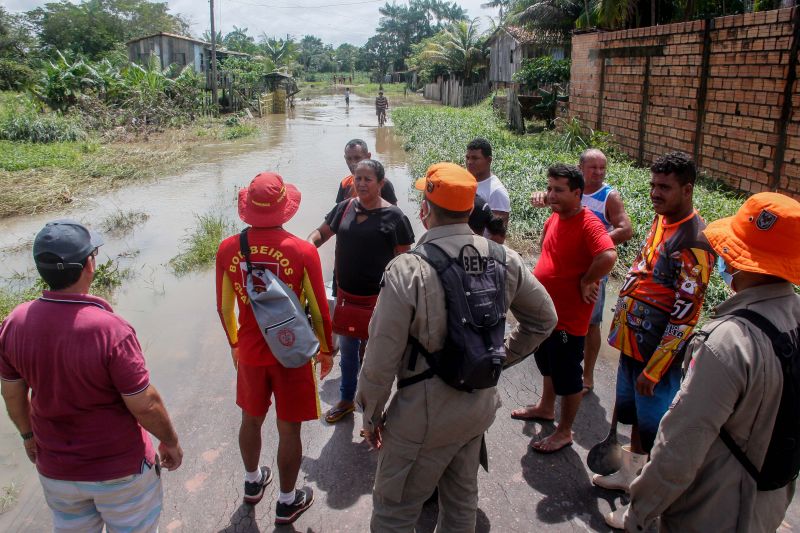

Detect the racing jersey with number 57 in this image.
[608,211,715,383]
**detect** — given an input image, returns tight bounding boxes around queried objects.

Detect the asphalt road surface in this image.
[2,329,798,532]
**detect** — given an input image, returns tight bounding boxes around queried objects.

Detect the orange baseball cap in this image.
[703,192,800,284]
[414,162,477,212]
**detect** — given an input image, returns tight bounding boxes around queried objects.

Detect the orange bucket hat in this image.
[238,172,301,227]
[414,162,477,212]
[703,192,800,284]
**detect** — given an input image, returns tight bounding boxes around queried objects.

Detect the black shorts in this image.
[533,330,585,396]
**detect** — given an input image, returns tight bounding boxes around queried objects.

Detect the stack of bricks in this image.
[569,7,800,199]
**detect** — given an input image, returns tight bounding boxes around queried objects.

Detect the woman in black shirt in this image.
[309,159,415,424]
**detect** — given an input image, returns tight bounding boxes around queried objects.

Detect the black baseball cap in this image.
[33,219,104,270]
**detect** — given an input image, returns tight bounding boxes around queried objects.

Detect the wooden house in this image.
[126,33,250,74]
[487,26,569,88]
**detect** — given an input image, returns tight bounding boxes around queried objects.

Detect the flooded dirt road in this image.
[1,92,797,532]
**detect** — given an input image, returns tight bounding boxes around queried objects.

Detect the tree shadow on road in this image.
[520,429,614,531]
[301,416,377,510]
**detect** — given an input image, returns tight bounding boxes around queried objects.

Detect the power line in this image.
[226,0,386,9]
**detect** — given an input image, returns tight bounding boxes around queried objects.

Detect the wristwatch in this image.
[20,432,33,441]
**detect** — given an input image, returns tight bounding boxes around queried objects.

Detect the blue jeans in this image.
[339,335,363,402]
[615,355,682,453]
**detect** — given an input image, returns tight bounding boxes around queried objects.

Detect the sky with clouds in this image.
[7,0,499,47]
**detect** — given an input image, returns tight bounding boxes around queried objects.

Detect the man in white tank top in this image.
[530,149,632,392]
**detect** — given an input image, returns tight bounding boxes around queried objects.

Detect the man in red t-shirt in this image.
[511,163,617,453]
[0,220,182,532]
[216,172,333,526]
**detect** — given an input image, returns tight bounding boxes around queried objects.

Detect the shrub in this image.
[0,111,86,143]
[513,57,571,90]
[170,213,236,274]
[0,59,34,91]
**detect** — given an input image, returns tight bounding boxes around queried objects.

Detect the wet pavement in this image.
[1,91,798,532]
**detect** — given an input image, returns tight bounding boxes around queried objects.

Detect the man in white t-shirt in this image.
[466,138,510,242]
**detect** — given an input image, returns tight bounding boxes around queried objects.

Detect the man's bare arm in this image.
[123,384,183,470]
[605,191,633,245]
[307,223,334,248]
[1,380,36,463]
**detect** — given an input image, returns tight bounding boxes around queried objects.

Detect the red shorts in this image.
[236,361,320,421]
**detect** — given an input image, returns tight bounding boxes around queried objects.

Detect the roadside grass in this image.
[0,256,131,320]
[0,140,96,171]
[392,101,745,311]
[351,82,408,98]
[220,122,259,140]
[0,118,259,219]
[101,209,150,236]
[0,482,19,514]
[169,213,236,275]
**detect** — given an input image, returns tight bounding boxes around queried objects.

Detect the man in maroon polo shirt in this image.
[0,220,182,532]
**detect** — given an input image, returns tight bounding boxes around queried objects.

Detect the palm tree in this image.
[421,19,489,83]
[481,0,513,22]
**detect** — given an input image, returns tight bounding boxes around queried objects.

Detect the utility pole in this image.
[209,0,219,114]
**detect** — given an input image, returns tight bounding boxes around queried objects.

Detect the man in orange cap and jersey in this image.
[624,192,800,532]
[355,162,557,532]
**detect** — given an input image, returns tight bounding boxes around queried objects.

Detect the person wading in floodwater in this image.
[309,159,414,426]
[375,91,388,127]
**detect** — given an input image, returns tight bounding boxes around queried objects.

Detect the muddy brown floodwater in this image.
[0,91,426,526]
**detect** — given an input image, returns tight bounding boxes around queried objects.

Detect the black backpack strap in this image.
[409,241,451,274]
[398,337,437,388]
[486,239,506,265]
[717,308,790,483]
[720,427,761,481]
[239,228,252,270]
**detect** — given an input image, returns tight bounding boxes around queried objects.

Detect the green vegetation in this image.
[0,140,92,171]
[0,136,189,218]
[393,102,745,310]
[101,209,149,236]
[169,214,236,275]
[0,255,129,320]
[513,57,571,90]
[0,285,40,322]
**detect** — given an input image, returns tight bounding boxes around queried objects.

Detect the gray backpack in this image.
[239,229,319,368]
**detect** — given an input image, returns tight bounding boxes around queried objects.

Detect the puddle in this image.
[0,91,426,504]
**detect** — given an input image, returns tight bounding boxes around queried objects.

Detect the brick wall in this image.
[569,7,800,198]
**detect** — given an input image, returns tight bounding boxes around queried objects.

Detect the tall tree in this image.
[375,0,468,71]
[415,19,488,83]
[222,26,258,54]
[0,7,35,60]
[335,43,359,74]
[28,0,190,59]
[360,33,394,80]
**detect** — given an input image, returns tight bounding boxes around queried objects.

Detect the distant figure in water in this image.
[375,91,388,127]
[345,87,350,108]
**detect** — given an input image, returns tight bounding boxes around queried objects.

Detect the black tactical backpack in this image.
[719,309,800,491]
[397,241,507,393]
